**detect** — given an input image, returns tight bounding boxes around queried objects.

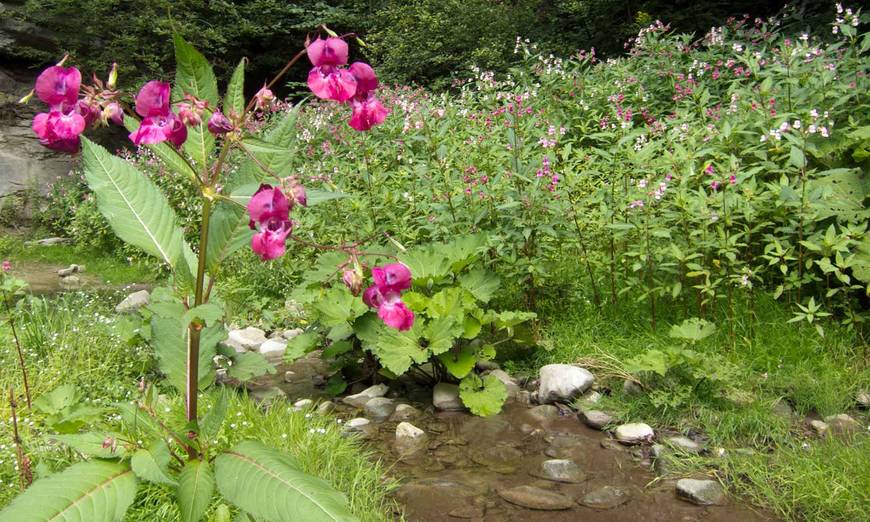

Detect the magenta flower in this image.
[377,296,415,331]
[2,260,11,272]
[349,62,378,93]
[102,102,124,125]
[349,94,389,131]
[134,81,170,117]
[247,184,294,261]
[129,81,188,147]
[177,103,201,126]
[729,175,737,185]
[32,110,85,153]
[254,83,275,111]
[34,66,81,109]
[711,180,720,191]
[307,37,357,102]
[363,263,415,331]
[371,263,412,293]
[207,110,234,135]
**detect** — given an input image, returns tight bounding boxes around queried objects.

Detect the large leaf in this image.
[367,322,427,375]
[459,269,500,303]
[178,459,214,522]
[226,351,276,382]
[425,316,461,356]
[151,317,224,393]
[231,106,302,190]
[81,137,187,269]
[206,199,254,274]
[52,432,128,459]
[225,58,246,116]
[173,35,218,170]
[0,460,137,521]
[215,441,356,522]
[459,373,508,417]
[437,344,476,379]
[131,440,177,486]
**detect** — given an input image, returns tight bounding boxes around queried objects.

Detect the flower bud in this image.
[343,269,363,296]
[102,102,123,125]
[2,260,11,272]
[18,90,34,105]
[107,62,118,90]
[255,83,275,111]
[207,110,234,135]
[282,177,307,207]
[178,103,202,126]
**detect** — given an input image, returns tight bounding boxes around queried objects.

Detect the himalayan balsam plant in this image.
[2,30,396,522]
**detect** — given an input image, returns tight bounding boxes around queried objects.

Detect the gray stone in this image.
[528,404,560,421]
[578,390,603,407]
[283,371,297,383]
[810,420,829,436]
[651,444,671,475]
[57,264,82,277]
[623,379,643,396]
[582,410,613,430]
[532,459,585,483]
[115,290,150,313]
[771,398,794,418]
[316,401,335,415]
[475,360,500,371]
[346,417,370,429]
[250,386,286,405]
[364,397,397,420]
[390,403,422,422]
[615,423,654,444]
[447,504,485,519]
[489,369,521,397]
[293,399,314,411]
[857,391,870,409]
[498,486,574,510]
[258,338,287,363]
[434,383,465,411]
[395,422,428,455]
[225,327,267,352]
[666,435,703,454]
[538,364,594,403]
[343,383,389,408]
[600,439,623,451]
[516,390,533,406]
[676,478,727,506]
[31,237,72,246]
[58,275,82,290]
[282,328,304,340]
[579,486,631,509]
[823,414,861,436]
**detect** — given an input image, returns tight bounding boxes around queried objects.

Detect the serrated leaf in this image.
[151,317,224,393]
[227,352,276,382]
[201,390,229,440]
[459,374,507,417]
[183,303,223,328]
[32,384,77,415]
[427,287,466,320]
[81,137,187,269]
[0,460,137,522]
[123,116,198,183]
[178,459,214,522]
[225,58,246,116]
[206,202,254,273]
[459,269,500,303]
[462,315,481,339]
[215,441,356,522]
[668,317,716,342]
[398,247,452,282]
[314,288,368,327]
[368,322,427,375]
[322,340,352,359]
[52,432,128,459]
[425,316,461,355]
[173,35,218,171]
[131,440,176,486]
[285,332,320,363]
[438,344,476,378]
[115,403,161,441]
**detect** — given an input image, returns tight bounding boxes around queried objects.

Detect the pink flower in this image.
[177,103,201,126]
[251,219,292,261]
[711,180,720,191]
[2,260,10,272]
[363,285,385,308]
[307,37,357,102]
[76,100,101,127]
[129,81,188,147]
[102,102,124,125]
[35,66,81,109]
[371,263,412,293]
[349,62,378,95]
[134,81,171,118]
[207,110,234,135]
[377,296,415,331]
[729,175,737,185]
[348,93,389,131]
[247,184,291,227]
[32,109,86,153]
[307,37,349,67]
[254,84,275,111]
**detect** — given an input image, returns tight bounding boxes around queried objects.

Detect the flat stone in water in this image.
[390,403,422,421]
[582,410,613,430]
[343,383,389,408]
[615,422,654,444]
[579,485,631,509]
[434,383,465,411]
[471,445,523,474]
[447,504,485,519]
[498,485,574,510]
[531,459,586,483]
[528,404,560,421]
[675,478,727,506]
[364,397,397,420]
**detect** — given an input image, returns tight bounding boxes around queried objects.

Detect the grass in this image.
[0,233,158,287]
[518,291,870,521]
[0,289,397,521]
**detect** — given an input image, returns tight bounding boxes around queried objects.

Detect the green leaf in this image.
[215,441,356,522]
[285,332,320,363]
[462,315,482,339]
[227,352,276,382]
[314,288,368,327]
[206,202,254,273]
[173,35,218,170]
[225,58,246,116]
[459,374,507,417]
[123,116,198,183]
[131,440,177,486]
[425,316,461,356]
[151,316,224,393]
[0,460,137,522]
[81,137,187,269]
[115,403,161,441]
[183,303,223,328]
[625,349,668,376]
[32,384,77,415]
[368,322,427,375]
[427,287,466,320]
[459,269,500,303]
[200,390,229,440]
[398,247,452,282]
[668,318,716,342]
[789,146,806,169]
[52,432,128,459]
[438,344,476,378]
[322,340,352,359]
[178,459,215,522]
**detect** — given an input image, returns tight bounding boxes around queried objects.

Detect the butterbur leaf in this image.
[368,322,426,375]
[438,344,477,378]
[178,459,215,522]
[668,318,716,342]
[425,316,461,355]
[0,460,137,521]
[459,269,500,303]
[131,440,176,486]
[314,287,369,326]
[285,332,320,363]
[325,373,348,396]
[215,441,356,521]
[398,247,452,282]
[459,373,507,417]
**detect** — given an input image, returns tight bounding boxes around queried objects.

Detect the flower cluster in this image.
[246,181,306,261]
[362,263,415,331]
[30,64,122,153]
[129,81,188,147]
[306,37,389,131]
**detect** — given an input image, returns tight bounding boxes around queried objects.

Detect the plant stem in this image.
[3,294,31,409]
[8,387,31,490]
[567,191,601,306]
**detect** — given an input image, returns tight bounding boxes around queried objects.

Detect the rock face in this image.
[342,383,389,408]
[531,459,585,483]
[538,364,594,403]
[115,290,150,313]
[224,327,267,353]
[498,485,574,510]
[582,410,613,430]
[614,423,655,444]
[395,422,428,455]
[675,478,727,506]
[258,338,287,363]
[433,383,465,411]
[580,486,631,509]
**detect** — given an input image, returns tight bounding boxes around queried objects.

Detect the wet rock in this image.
[448,504,485,519]
[434,383,465,411]
[615,423,654,444]
[676,478,727,506]
[58,275,82,290]
[258,338,287,363]
[489,369,521,397]
[579,485,631,509]
[282,328,304,340]
[316,401,335,415]
[364,397,397,420]
[582,410,613,430]
[529,404,560,421]
[283,371,296,383]
[666,436,702,454]
[472,445,523,474]
[823,414,861,436]
[516,390,533,406]
[342,417,372,437]
[578,390,603,407]
[476,360,500,371]
[342,383,389,408]
[115,290,150,313]
[651,444,671,475]
[57,264,82,277]
[810,420,828,436]
[293,399,313,411]
[538,364,594,403]
[771,398,795,418]
[390,403,422,422]
[395,422,428,456]
[623,379,643,396]
[600,439,623,451]
[531,459,586,483]
[498,485,574,510]
[225,327,267,353]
